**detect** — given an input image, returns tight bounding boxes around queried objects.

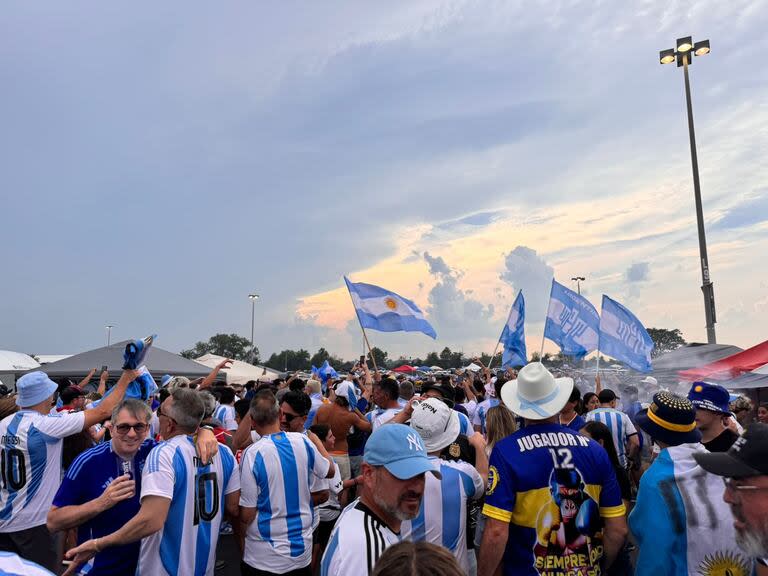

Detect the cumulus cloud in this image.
[626,262,650,283]
[499,246,554,324]
[422,252,495,342]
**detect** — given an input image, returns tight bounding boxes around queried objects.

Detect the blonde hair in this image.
[486,405,518,453]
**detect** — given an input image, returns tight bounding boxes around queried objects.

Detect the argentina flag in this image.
[599,295,654,372]
[501,291,527,368]
[543,279,599,357]
[344,277,437,339]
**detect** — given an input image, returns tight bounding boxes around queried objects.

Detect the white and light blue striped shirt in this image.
[472,398,499,436]
[0,410,84,532]
[213,404,237,431]
[585,407,637,468]
[138,435,239,576]
[240,431,331,572]
[401,458,484,573]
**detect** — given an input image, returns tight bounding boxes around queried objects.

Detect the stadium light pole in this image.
[248,294,260,363]
[660,36,716,344]
[105,324,114,346]
[571,276,585,295]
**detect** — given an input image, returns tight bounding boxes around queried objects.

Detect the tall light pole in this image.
[105,324,114,346]
[571,276,585,295]
[248,294,260,363]
[660,36,716,343]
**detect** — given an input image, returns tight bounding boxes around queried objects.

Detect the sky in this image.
[2,1,767,362]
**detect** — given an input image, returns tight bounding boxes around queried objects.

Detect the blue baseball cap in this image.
[15,371,58,408]
[364,424,441,480]
[687,381,731,415]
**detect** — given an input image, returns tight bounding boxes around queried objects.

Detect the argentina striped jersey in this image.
[137,435,239,576]
[584,407,637,467]
[401,458,484,573]
[0,410,85,531]
[239,431,331,572]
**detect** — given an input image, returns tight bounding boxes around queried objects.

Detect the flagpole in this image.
[595,351,602,393]
[540,279,555,360]
[344,278,380,375]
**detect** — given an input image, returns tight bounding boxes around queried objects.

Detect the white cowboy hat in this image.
[501,362,573,420]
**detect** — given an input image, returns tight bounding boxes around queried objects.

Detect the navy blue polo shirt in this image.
[52,439,156,576]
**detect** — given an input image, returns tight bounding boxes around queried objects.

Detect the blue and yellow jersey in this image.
[483,423,625,576]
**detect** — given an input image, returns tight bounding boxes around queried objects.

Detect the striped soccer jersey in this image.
[321,499,400,576]
[472,398,500,435]
[584,407,637,467]
[214,404,238,431]
[0,410,85,532]
[239,431,331,572]
[137,435,239,576]
[401,458,484,573]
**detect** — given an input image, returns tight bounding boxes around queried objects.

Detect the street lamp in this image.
[659,35,717,344]
[105,325,114,346]
[571,277,585,295]
[248,294,260,363]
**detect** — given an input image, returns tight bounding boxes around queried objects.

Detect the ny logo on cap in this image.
[406,433,423,451]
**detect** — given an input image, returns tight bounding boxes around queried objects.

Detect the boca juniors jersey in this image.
[483,423,625,576]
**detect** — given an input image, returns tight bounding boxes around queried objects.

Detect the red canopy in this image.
[392,365,416,373]
[678,339,768,381]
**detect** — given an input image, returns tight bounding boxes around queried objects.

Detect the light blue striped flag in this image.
[598,295,654,372]
[501,291,527,368]
[543,279,599,358]
[344,277,437,339]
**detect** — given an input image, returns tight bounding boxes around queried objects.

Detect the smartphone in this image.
[359,355,366,365]
[102,365,108,372]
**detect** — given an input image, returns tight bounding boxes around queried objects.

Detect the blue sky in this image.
[2,1,767,360]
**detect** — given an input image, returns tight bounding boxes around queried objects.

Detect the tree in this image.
[310,348,331,368]
[647,328,686,358]
[368,347,388,369]
[424,351,441,367]
[181,333,257,363]
[264,349,311,372]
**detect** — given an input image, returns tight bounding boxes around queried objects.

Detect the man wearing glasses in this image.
[47,398,217,576]
[695,423,768,574]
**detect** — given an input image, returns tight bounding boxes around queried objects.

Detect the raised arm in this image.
[78,368,97,389]
[198,358,233,390]
[82,369,140,430]
[96,369,109,396]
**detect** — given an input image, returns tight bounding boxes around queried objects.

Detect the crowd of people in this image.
[0,353,766,575]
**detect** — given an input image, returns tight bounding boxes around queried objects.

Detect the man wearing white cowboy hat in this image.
[477,362,628,576]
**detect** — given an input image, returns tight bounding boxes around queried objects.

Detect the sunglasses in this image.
[281,410,304,423]
[114,423,148,435]
[157,407,176,423]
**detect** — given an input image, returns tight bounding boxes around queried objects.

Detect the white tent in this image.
[195,354,283,384]
[0,350,41,390]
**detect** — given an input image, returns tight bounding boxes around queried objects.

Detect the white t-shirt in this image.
[321,498,400,576]
[317,465,344,523]
[371,407,401,431]
[401,458,484,573]
[240,431,331,572]
[138,435,240,576]
[0,410,85,531]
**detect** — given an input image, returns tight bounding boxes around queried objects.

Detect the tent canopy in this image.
[678,339,768,381]
[650,343,743,388]
[392,365,416,373]
[29,341,211,381]
[0,351,40,373]
[721,372,768,390]
[195,354,283,384]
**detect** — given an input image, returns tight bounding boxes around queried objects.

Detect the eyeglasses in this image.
[157,407,176,423]
[114,423,148,435]
[281,410,304,423]
[722,477,768,492]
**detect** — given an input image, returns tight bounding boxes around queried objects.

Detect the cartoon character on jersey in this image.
[534,467,601,574]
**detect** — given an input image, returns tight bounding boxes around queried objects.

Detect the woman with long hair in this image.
[580,420,631,503]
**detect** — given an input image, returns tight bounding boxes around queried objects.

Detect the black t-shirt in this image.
[703,428,739,453]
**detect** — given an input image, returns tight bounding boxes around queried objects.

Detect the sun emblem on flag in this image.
[384,297,398,311]
[697,551,750,576]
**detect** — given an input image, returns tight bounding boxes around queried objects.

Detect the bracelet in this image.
[200,425,214,432]
[94,537,102,552]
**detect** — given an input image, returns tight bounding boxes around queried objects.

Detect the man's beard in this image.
[373,491,421,521]
[734,515,768,557]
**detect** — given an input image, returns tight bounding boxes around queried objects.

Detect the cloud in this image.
[626,262,650,283]
[422,252,495,342]
[499,246,554,324]
[714,190,768,230]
